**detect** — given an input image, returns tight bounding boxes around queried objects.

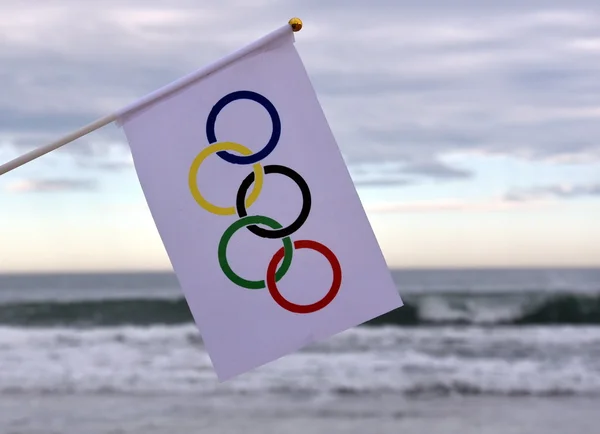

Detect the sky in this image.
[1,0,600,272]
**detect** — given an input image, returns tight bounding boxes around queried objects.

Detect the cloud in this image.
[4,178,98,193]
[74,153,134,172]
[364,197,543,214]
[401,161,471,180]
[353,178,413,187]
[349,159,471,185]
[506,182,600,201]
[2,0,600,185]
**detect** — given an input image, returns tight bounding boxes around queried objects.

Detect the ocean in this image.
[1,268,599,434]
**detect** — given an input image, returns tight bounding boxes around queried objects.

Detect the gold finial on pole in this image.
[288,17,303,32]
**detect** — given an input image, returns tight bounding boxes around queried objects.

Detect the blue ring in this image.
[206,90,281,165]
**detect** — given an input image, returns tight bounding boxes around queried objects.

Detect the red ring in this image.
[266,240,342,314]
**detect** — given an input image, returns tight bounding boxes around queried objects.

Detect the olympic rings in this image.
[236,165,311,239]
[266,240,342,314]
[219,215,294,289]
[206,90,281,165]
[188,142,264,216]
[189,90,343,314]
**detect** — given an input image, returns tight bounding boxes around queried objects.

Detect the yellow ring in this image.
[188,142,264,215]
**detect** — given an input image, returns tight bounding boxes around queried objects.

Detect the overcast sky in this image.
[1,0,600,272]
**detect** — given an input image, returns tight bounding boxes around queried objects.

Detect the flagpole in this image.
[0,18,303,177]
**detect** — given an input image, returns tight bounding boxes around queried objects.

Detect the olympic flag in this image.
[117,24,403,381]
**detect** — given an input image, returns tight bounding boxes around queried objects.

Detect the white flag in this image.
[118,24,403,381]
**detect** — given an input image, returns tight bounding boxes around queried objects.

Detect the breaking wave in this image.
[1,293,599,327]
[0,325,599,397]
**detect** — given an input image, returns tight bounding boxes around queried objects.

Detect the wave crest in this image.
[2,293,599,327]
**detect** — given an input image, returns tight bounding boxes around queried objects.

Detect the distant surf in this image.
[1,269,599,399]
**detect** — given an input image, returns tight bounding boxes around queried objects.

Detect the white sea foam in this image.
[1,325,599,396]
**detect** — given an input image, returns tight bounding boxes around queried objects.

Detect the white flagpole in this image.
[0,18,303,177]
[0,114,118,176]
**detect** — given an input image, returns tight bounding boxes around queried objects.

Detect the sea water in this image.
[0,268,599,434]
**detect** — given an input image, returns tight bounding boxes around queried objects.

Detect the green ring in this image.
[218,215,294,289]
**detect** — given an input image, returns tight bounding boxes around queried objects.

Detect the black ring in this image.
[236,165,311,239]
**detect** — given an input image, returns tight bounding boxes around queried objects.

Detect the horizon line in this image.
[1,264,600,276]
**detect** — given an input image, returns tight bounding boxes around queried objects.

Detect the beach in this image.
[0,268,599,433]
